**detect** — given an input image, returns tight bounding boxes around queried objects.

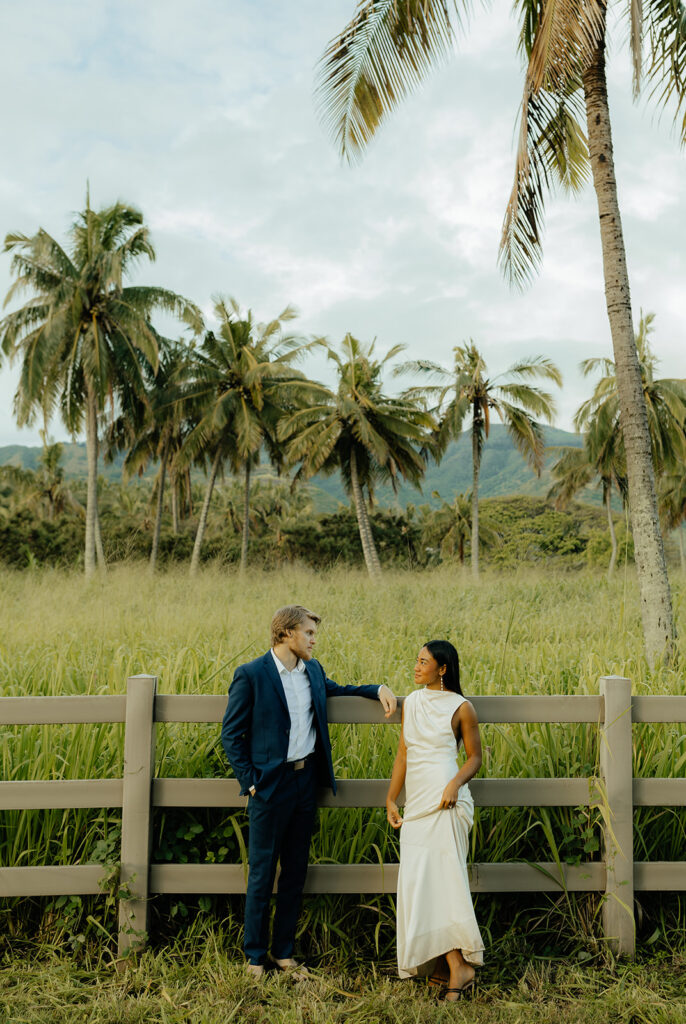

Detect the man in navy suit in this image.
[221,604,397,977]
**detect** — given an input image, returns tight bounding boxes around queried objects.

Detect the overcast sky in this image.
[0,0,683,446]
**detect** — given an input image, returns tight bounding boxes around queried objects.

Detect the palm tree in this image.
[422,490,499,566]
[315,2,685,661]
[499,8,686,663]
[177,298,317,574]
[107,338,195,572]
[659,473,686,573]
[213,477,315,557]
[550,313,685,577]
[0,194,201,576]
[258,482,315,553]
[401,342,560,576]
[0,463,51,520]
[548,411,627,576]
[279,334,435,576]
[575,313,686,482]
[0,438,83,523]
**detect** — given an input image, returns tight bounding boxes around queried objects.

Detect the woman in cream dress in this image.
[386,640,484,1000]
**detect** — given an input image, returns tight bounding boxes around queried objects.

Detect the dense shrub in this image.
[0,511,83,567]
[484,497,610,569]
[281,507,422,569]
[586,521,634,568]
[0,494,639,570]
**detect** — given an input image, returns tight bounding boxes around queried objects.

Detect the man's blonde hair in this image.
[270,605,321,647]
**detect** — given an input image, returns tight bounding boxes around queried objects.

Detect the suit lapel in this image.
[305,659,325,723]
[262,651,289,713]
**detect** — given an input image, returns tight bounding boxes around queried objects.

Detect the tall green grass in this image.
[1,565,684,961]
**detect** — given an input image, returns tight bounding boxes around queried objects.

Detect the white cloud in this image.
[242,240,397,317]
[621,155,682,221]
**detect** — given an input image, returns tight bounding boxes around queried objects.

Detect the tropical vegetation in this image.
[170,298,318,574]
[0,461,670,573]
[550,312,686,577]
[0,193,683,643]
[576,312,686,479]
[0,195,202,577]
[660,472,686,573]
[420,490,502,566]
[0,435,81,524]
[314,0,686,663]
[548,429,626,577]
[400,342,561,576]
[500,1,685,665]
[279,334,435,576]
[105,338,191,573]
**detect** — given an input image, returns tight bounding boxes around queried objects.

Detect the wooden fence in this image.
[1,675,685,959]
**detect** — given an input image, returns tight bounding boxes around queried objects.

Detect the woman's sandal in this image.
[444,979,476,1002]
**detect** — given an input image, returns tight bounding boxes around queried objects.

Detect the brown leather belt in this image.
[286,753,315,771]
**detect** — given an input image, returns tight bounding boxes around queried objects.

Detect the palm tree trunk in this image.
[471,421,480,579]
[189,449,221,576]
[150,440,169,573]
[350,448,381,576]
[582,24,675,665]
[84,384,98,577]
[240,461,251,573]
[605,486,617,578]
[170,473,179,535]
[186,468,193,517]
[94,503,106,570]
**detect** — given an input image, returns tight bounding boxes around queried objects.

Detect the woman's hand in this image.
[438,779,461,810]
[386,800,403,829]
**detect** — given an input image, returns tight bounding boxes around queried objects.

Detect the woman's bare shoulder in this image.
[456,698,479,724]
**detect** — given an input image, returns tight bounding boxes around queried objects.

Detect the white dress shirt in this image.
[271,650,317,762]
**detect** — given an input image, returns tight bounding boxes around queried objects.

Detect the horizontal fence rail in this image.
[4,776,686,812]
[5,692,685,726]
[2,675,686,958]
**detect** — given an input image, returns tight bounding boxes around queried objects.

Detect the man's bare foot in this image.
[246,963,264,980]
[272,957,310,981]
[444,963,475,1002]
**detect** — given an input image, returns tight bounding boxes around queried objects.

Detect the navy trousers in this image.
[244,758,318,965]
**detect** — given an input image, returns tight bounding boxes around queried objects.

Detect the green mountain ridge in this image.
[0,424,597,510]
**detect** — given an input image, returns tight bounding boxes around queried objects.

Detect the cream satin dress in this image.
[396,687,484,978]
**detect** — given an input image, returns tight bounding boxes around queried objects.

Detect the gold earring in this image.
[440,675,445,691]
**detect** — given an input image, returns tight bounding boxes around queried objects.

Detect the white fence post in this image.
[118,674,157,957]
[599,675,635,957]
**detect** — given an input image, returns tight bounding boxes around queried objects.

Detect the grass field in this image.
[2,942,686,1024]
[1,564,685,1016]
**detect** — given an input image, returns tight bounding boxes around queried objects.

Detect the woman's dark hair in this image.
[424,640,462,695]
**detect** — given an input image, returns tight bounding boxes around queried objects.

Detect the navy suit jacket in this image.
[221,651,380,801]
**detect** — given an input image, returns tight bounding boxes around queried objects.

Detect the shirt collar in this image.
[271,649,306,674]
